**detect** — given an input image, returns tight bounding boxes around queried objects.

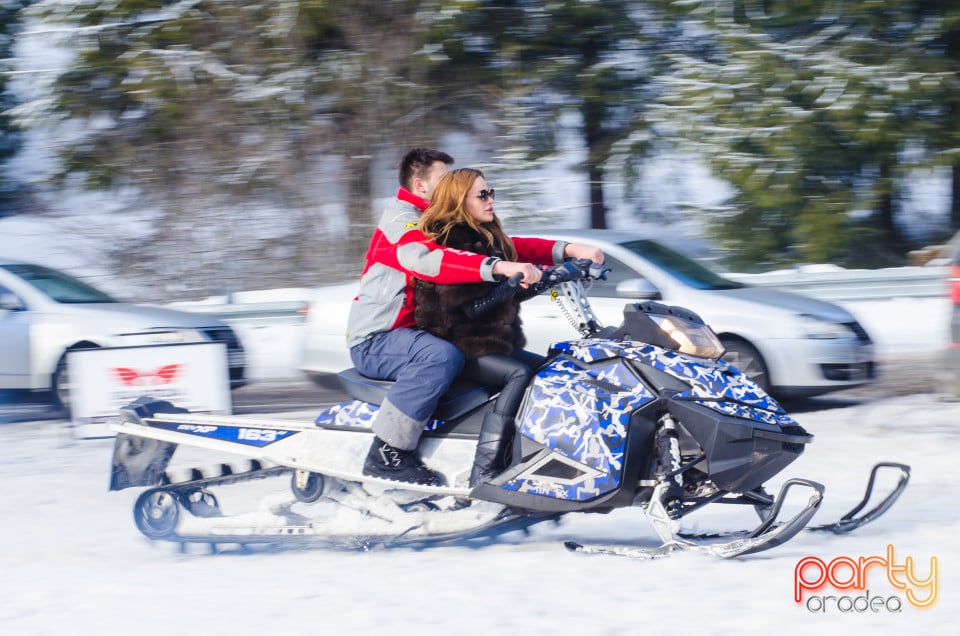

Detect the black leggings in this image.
[460,350,542,419]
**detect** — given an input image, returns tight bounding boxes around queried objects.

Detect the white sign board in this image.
[69,342,232,438]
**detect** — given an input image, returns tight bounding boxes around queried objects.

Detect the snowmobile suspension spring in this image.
[656,414,685,519]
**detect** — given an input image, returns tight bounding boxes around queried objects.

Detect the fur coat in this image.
[414,225,526,358]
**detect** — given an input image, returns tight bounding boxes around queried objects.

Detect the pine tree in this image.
[426,0,654,229]
[21,0,451,296]
[654,0,960,268]
[0,0,30,217]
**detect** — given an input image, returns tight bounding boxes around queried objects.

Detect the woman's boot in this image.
[469,411,513,487]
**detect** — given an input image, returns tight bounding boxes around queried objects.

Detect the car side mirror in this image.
[0,291,26,311]
[615,278,661,300]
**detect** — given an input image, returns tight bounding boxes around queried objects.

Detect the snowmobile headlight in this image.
[649,314,725,359]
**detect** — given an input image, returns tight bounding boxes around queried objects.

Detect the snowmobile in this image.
[108,259,910,558]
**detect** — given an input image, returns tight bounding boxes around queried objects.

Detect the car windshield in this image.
[619,240,744,291]
[1,263,117,303]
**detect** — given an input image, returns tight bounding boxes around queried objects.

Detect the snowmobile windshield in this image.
[648,313,726,360]
[1,263,117,304]
[619,240,744,291]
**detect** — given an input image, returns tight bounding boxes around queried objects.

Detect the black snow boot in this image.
[469,412,514,487]
[363,437,441,486]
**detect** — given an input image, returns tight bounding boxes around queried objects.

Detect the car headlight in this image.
[115,329,206,346]
[795,314,854,339]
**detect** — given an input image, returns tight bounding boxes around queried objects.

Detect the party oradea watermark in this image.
[794,544,938,614]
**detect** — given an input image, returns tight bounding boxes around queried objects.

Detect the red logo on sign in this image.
[112,364,183,386]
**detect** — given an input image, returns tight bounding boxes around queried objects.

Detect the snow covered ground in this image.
[0,302,956,635]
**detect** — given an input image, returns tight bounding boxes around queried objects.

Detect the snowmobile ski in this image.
[806,462,910,534]
[567,477,825,559]
[666,461,911,545]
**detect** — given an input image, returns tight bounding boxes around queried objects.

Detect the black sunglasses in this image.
[477,188,496,202]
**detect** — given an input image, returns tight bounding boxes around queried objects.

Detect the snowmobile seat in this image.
[336,367,498,421]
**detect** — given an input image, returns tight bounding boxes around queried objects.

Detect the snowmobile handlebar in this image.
[521,258,609,297]
[464,259,608,319]
[463,272,524,319]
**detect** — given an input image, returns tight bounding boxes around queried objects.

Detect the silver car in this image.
[524,230,874,397]
[0,260,246,408]
[299,229,875,398]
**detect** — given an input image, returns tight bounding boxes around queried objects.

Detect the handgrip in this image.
[464,272,523,319]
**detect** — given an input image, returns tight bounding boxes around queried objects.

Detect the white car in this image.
[299,229,875,398]
[0,260,246,409]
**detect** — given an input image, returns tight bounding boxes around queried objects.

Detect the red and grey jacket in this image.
[346,187,564,349]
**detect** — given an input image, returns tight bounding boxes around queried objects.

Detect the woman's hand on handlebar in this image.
[492,261,543,287]
[564,243,604,265]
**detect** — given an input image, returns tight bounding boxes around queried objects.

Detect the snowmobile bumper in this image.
[109,398,183,490]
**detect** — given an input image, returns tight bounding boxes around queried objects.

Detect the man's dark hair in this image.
[399,148,454,190]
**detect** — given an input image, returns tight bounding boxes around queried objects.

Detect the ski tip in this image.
[564,541,584,552]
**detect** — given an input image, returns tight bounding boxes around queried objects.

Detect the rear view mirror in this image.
[615,278,661,300]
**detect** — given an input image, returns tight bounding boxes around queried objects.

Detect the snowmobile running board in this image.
[110,411,474,498]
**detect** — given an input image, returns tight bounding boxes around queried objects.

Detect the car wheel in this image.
[52,345,99,416]
[719,338,770,393]
[52,354,73,415]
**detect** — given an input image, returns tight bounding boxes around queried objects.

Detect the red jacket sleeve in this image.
[512,236,562,265]
[365,225,493,284]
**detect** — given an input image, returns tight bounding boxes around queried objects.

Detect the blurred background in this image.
[1,0,958,302]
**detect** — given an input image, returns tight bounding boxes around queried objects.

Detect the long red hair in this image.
[420,168,517,260]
